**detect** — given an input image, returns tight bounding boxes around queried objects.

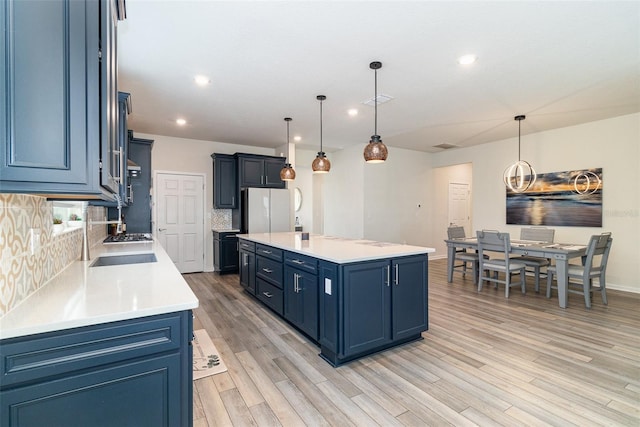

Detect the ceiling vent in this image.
[433,143,458,150]
[363,94,394,107]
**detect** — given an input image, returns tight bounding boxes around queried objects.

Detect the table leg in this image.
[555,258,568,308]
[447,246,455,283]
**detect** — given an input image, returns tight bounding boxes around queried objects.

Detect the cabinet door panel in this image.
[0,0,89,185]
[239,157,264,187]
[213,154,237,208]
[239,249,256,294]
[392,256,428,340]
[264,158,285,188]
[1,353,181,427]
[343,260,391,357]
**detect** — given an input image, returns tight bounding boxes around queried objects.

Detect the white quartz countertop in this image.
[0,240,199,340]
[238,232,435,263]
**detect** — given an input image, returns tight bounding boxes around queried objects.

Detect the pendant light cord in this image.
[374,67,378,136]
[319,98,323,153]
[518,118,521,161]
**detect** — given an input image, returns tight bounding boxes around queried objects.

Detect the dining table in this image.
[444,237,588,308]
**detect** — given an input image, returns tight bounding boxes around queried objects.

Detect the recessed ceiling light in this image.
[348,109,358,117]
[176,118,187,126]
[458,54,477,65]
[194,75,211,86]
[293,136,301,142]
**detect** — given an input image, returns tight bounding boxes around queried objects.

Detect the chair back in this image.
[447,225,466,240]
[520,226,555,243]
[584,232,613,272]
[476,230,511,256]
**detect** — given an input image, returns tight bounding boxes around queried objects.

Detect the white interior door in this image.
[448,182,471,236]
[156,172,205,273]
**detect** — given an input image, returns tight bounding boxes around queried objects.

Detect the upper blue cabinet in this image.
[0,0,125,201]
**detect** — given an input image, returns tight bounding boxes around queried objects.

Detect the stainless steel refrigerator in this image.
[240,188,291,233]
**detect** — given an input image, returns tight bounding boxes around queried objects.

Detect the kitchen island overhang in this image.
[237,232,435,366]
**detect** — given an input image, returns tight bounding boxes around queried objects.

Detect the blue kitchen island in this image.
[237,232,435,366]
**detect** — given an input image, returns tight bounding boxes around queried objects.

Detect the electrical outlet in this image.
[29,228,41,255]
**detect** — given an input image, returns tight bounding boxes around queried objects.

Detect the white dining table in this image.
[444,237,587,308]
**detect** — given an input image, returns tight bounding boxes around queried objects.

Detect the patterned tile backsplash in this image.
[211,208,232,230]
[0,194,107,316]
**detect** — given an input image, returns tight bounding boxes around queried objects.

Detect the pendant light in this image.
[312,95,330,173]
[503,115,537,193]
[279,117,296,181]
[363,61,388,163]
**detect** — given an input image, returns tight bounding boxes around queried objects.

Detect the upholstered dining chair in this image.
[476,230,527,298]
[546,232,612,308]
[511,226,555,292]
[447,225,486,282]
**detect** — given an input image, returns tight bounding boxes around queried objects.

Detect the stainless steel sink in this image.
[90,253,157,267]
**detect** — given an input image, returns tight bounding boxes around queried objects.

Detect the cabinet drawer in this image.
[256,244,282,262]
[256,256,283,288]
[0,312,187,389]
[256,278,284,315]
[239,239,255,252]
[285,252,318,275]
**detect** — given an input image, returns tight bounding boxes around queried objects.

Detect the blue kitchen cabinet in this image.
[320,254,428,366]
[212,153,238,208]
[236,153,286,189]
[123,134,154,232]
[241,239,428,366]
[0,0,122,201]
[0,311,193,427]
[239,239,256,295]
[116,92,131,206]
[284,252,319,341]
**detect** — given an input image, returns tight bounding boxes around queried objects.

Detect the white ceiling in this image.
[117,1,640,154]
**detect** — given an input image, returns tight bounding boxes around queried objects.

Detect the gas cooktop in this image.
[103,233,153,244]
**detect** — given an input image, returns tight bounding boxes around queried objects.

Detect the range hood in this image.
[127,159,141,177]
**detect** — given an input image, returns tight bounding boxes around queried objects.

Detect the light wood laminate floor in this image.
[186,258,640,426]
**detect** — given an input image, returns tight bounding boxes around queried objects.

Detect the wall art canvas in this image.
[506,168,602,227]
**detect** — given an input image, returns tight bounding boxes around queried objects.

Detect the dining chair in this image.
[476,230,527,298]
[447,225,485,282]
[511,226,555,292]
[546,232,612,308]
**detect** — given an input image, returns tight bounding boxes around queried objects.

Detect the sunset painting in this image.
[506,168,603,227]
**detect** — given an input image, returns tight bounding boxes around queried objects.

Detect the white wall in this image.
[323,145,365,238]
[137,132,277,271]
[321,144,431,245]
[430,113,640,292]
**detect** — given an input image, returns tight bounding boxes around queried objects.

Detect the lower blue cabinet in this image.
[284,265,319,341]
[0,311,193,427]
[321,255,428,366]
[241,241,428,367]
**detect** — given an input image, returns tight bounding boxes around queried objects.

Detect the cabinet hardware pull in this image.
[394,264,399,285]
[262,250,272,254]
[262,268,273,273]
[385,265,390,286]
[263,292,273,298]
[292,259,304,264]
[293,273,299,292]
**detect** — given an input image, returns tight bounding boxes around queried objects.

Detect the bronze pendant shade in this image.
[364,61,388,163]
[279,117,296,181]
[312,95,331,173]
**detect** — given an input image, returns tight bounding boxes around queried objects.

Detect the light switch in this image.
[324,278,332,295]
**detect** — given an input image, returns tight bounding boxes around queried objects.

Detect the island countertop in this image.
[0,240,199,340]
[237,232,435,263]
